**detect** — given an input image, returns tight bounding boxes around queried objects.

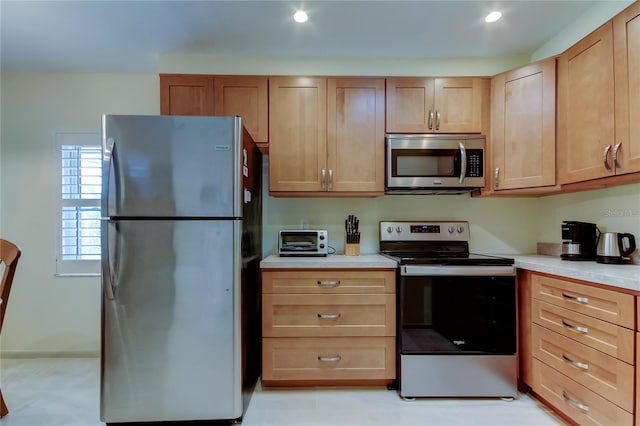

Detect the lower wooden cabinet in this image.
[532,298,634,363]
[532,324,634,412]
[262,337,395,382]
[532,359,633,425]
[520,270,636,425]
[261,268,396,386]
[263,294,395,337]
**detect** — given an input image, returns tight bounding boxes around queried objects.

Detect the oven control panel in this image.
[380,221,470,242]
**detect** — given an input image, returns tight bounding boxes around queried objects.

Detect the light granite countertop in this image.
[512,254,640,292]
[260,254,397,269]
[261,253,640,293]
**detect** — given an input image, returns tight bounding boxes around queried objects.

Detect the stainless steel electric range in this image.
[379,221,518,399]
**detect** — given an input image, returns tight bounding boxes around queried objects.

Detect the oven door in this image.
[398,267,516,356]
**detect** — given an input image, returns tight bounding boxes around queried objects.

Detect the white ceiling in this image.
[0,0,618,73]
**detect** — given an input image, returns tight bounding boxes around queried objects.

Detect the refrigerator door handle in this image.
[101,220,118,300]
[101,136,120,216]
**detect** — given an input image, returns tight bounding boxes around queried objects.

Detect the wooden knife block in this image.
[344,243,360,256]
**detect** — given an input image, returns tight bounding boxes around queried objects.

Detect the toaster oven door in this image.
[279,231,320,256]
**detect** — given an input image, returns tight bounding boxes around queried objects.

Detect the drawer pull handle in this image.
[317,313,341,319]
[562,293,589,304]
[563,391,589,412]
[317,280,340,287]
[318,355,341,362]
[562,353,589,370]
[562,320,589,334]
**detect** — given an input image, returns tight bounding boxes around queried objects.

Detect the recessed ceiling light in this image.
[485,11,502,23]
[293,10,308,23]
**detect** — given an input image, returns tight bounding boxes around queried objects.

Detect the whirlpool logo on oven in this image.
[453,340,466,346]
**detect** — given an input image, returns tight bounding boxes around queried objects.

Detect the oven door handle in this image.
[401,265,515,276]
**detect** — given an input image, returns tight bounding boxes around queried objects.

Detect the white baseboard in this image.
[0,350,99,358]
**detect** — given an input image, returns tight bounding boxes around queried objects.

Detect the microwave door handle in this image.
[458,142,467,184]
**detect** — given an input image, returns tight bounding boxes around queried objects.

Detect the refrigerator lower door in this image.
[100,219,242,423]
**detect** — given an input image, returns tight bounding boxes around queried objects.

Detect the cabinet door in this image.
[268,77,327,192]
[613,1,640,175]
[386,77,434,133]
[492,59,556,190]
[214,76,268,145]
[433,78,483,133]
[558,22,616,184]
[517,270,533,388]
[327,78,385,194]
[159,74,214,115]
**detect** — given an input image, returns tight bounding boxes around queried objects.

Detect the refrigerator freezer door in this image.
[102,115,242,218]
[100,219,242,423]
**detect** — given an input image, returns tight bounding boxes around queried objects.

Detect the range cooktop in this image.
[383,252,514,266]
[379,221,514,266]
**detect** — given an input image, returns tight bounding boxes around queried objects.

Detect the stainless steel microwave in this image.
[385,134,485,193]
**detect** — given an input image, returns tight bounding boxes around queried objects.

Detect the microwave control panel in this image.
[466,150,483,177]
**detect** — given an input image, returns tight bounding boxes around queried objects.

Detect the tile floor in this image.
[0,357,566,426]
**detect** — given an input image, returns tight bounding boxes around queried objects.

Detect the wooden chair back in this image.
[0,239,21,331]
[0,238,21,417]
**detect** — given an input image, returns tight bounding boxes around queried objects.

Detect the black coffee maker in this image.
[561,221,598,261]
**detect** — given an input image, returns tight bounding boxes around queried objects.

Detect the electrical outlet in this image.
[300,219,309,230]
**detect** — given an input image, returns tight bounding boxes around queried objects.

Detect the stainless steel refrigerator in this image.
[100,115,262,424]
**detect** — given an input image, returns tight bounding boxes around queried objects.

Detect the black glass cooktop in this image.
[382,252,514,266]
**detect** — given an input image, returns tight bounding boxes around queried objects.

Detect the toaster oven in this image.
[278,230,328,257]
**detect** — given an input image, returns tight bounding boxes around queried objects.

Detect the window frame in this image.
[54,131,102,277]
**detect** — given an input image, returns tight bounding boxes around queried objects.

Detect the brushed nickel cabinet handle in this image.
[317,280,340,287]
[562,319,589,334]
[563,391,589,412]
[562,353,589,370]
[562,293,589,304]
[328,169,333,190]
[321,169,326,190]
[428,110,434,130]
[318,355,341,362]
[603,145,612,171]
[613,142,622,169]
[317,313,341,319]
[435,110,441,130]
[494,168,500,189]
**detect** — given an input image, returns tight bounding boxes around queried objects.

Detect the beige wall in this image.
[537,184,640,249]
[1,1,637,356]
[261,158,542,256]
[0,73,159,356]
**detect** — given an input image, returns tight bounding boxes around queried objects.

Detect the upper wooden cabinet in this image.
[327,78,385,193]
[386,77,483,133]
[269,77,385,196]
[491,58,557,191]
[213,76,268,144]
[559,2,640,185]
[159,74,269,148]
[268,77,327,193]
[160,74,214,116]
[613,1,640,176]
[558,22,616,184]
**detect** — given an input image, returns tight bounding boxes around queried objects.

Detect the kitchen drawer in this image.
[532,359,633,426]
[532,324,634,412]
[262,337,395,381]
[532,299,634,364]
[263,294,395,337]
[262,270,395,294]
[531,273,634,328]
